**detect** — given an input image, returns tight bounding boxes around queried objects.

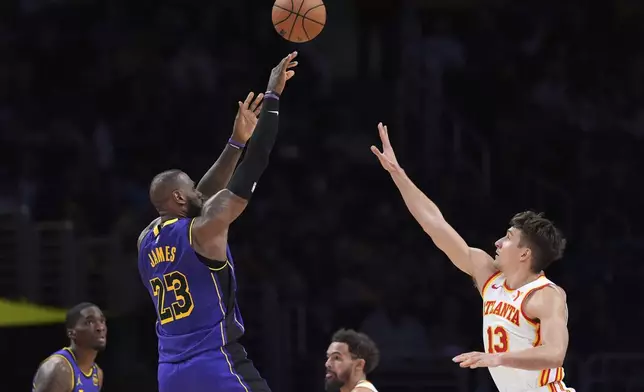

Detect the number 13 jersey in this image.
[481,272,574,392]
[138,218,245,364]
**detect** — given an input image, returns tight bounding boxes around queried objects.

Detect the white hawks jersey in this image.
[481,272,575,392]
[353,380,378,392]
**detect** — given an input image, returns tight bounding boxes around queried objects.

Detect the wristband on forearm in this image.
[228,138,245,150]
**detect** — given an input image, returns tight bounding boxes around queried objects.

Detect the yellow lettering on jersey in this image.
[483,300,520,326]
[148,246,177,267]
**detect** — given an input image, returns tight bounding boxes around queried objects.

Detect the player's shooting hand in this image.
[370,122,402,173]
[267,51,298,95]
[232,91,264,143]
[452,351,502,369]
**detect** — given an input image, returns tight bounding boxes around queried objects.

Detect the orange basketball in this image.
[272,0,326,43]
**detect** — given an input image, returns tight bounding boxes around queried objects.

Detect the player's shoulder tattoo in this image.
[34,355,74,392]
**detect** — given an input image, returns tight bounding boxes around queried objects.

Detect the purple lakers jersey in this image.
[138,218,245,363]
[32,347,100,392]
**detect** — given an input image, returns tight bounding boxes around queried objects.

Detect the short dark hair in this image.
[66,302,97,329]
[331,329,380,374]
[510,211,566,273]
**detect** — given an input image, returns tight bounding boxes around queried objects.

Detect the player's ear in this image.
[354,358,365,373]
[172,190,185,205]
[67,328,75,339]
[521,247,531,261]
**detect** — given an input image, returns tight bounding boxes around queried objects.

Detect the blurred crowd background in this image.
[1,0,643,391]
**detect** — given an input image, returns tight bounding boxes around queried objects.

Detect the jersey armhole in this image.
[188,218,195,246]
[520,283,554,327]
[480,271,502,297]
[197,254,229,271]
[188,218,228,271]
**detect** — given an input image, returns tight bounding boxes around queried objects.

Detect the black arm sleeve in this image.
[227,97,280,200]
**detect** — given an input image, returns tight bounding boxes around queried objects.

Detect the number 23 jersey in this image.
[138,218,245,364]
[481,272,573,392]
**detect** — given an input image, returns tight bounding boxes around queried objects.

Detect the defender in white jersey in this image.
[477,273,573,391]
[371,123,575,392]
[325,329,380,392]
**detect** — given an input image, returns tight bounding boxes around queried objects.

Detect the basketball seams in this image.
[300,17,310,41]
[287,0,306,41]
[272,8,294,26]
[272,0,326,42]
[273,4,293,13]
[301,17,324,27]
[273,3,325,26]
[301,3,326,25]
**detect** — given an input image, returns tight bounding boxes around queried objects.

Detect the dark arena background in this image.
[1,0,643,391]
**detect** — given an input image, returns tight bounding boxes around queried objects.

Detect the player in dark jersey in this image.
[137,52,298,392]
[32,303,106,392]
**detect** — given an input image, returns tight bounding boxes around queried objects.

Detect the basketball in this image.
[272,0,326,43]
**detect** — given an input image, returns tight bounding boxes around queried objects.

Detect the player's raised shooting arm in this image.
[195,144,243,198]
[196,92,264,198]
[371,123,495,287]
[33,356,74,392]
[499,286,569,370]
[191,189,249,244]
[190,94,279,241]
[191,52,297,251]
